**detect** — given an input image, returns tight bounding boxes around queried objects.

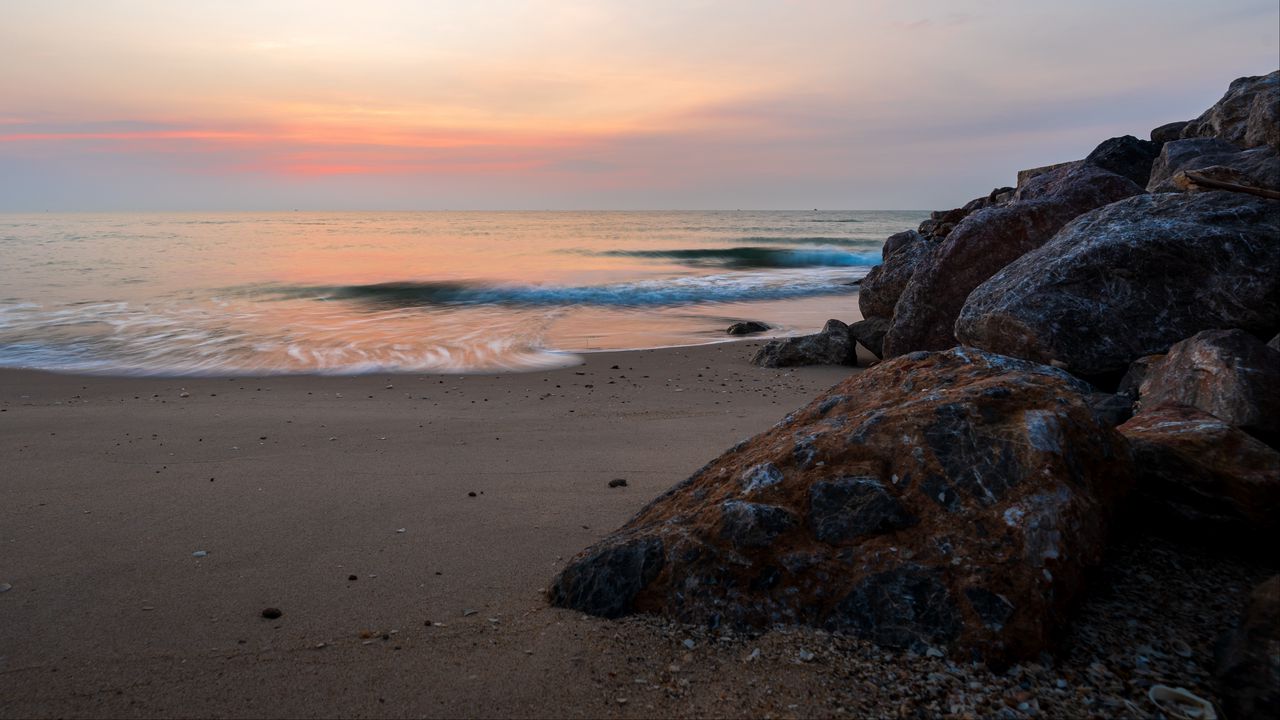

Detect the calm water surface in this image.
[0,211,923,374]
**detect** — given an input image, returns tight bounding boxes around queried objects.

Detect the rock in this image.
[884,164,1143,357]
[1118,404,1280,537]
[548,348,1133,664]
[847,317,891,360]
[1116,355,1164,398]
[727,321,770,336]
[1271,334,1280,352]
[1137,330,1280,445]
[1016,161,1075,191]
[261,607,283,619]
[1215,575,1280,720]
[1181,70,1280,151]
[916,190,1012,241]
[1151,121,1190,145]
[859,234,930,320]
[956,192,1280,379]
[1085,393,1133,428]
[751,319,854,367]
[882,229,925,260]
[609,478,628,488]
[1084,135,1161,187]
[1147,139,1279,192]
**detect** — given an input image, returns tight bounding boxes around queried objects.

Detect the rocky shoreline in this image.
[551,71,1280,719]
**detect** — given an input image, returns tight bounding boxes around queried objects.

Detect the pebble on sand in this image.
[608,478,628,488]
[261,607,283,619]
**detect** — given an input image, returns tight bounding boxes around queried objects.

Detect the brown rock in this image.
[883,164,1143,357]
[1215,575,1280,720]
[549,348,1133,665]
[956,192,1280,379]
[1138,329,1280,445]
[1181,70,1280,151]
[1116,354,1165,398]
[859,234,930,321]
[1117,404,1280,536]
[750,319,854,368]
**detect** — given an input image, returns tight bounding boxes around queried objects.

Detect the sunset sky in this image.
[2,1,1277,211]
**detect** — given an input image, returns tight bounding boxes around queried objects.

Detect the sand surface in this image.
[0,341,857,718]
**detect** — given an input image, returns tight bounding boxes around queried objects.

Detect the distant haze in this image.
[1,0,1277,211]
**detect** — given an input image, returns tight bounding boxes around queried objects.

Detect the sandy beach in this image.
[1,340,1268,719]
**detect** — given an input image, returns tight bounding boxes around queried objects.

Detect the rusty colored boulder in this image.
[750,319,854,368]
[1215,575,1280,720]
[883,163,1143,357]
[859,232,930,321]
[956,192,1280,379]
[549,348,1133,664]
[1137,329,1280,446]
[1118,404,1280,537]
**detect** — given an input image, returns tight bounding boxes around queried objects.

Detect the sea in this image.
[0,210,925,375]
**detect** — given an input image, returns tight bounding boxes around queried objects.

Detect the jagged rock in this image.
[549,348,1133,664]
[847,317,890,360]
[750,319,854,368]
[859,234,930,321]
[1118,404,1280,537]
[1215,575,1280,720]
[1084,135,1161,187]
[915,189,1013,241]
[1147,139,1280,192]
[1116,354,1165,398]
[881,229,925,260]
[1151,121,1190,145]
[1137,330,1280,445]
[727,321,770,336]
[956,192,1280,379]
[883,164,1143,357]
[1016,161,1075,190]
[1181,70,1280,151]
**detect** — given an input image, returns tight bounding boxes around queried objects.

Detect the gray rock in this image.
[727,321,770,336]
[808,477,916,544]
[751,319,854,367]
[547,536,665,618]
[860,234,930,321]
[848,317,890,360]
[721,501,797,549]
[1147,139,1279,192]
[1084,135,1161,187]
[1181,70,1280,151]
[884,163,1143,357]
[956,192,1280,378]
[831,566,960,652]
[1137,329,1280,445]
[1151,121,1190,145]
[1270,334,1280,352]
[881,229,925,261]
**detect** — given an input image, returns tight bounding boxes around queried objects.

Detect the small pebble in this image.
[396,528,406,533]
[192,550,208,558]
[348,574,358,581]
[261,607,283,619]
[608,478,627,488]
[683,639,696,650]
[798,649,815,663]
[463,609,478,616]
[468,491,477,497]
[0,583,12,593]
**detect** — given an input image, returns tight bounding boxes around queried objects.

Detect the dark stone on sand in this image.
[608,478,628,488]
[884,163,1143,357]
[261,607,283,619]
[1084,135,1161,187]
[549,348,1132,663]
[847,317,890,360]
[956,192,1280,378]
[726,321,770,336]
[750,319,854,368]
[1215,575,1280,720]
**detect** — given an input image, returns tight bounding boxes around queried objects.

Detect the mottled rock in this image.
[1118,404,1280,537]
[751,319,854,367]
[881,229,924,261]
[1116,355,1165,399]
[883,164,1143,357]
[727,321,770,336]
[847,317,890,360]
[1137,330,1280,445]
[1215,575,1280,720]
[956,192,1280,378]
[1084,135,1161,187]
[1147,139,1280,192]
[1151,121,1190,145]
[549,348,1133,664]
[859,234,930,321]
[1181,70,1280,151]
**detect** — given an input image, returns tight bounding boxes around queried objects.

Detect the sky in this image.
[1,1,1276,211]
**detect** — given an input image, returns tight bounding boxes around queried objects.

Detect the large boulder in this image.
[883,164,1143,357]
[549,348,1133,664]
[1117,404,1280,537]
[750,319,854,367]
[859,233,930,321]
[915,189,1014,241]
[956,192,1280,379]
[1147,139,1280,193]
[1084,135,1161,187]
[1151,121,1190,145]
[1137,330,1280,445]
[1215,575,1280,720]
[1181,70,1280,151]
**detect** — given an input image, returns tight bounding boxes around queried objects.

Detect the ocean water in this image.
[0,211,925,375]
